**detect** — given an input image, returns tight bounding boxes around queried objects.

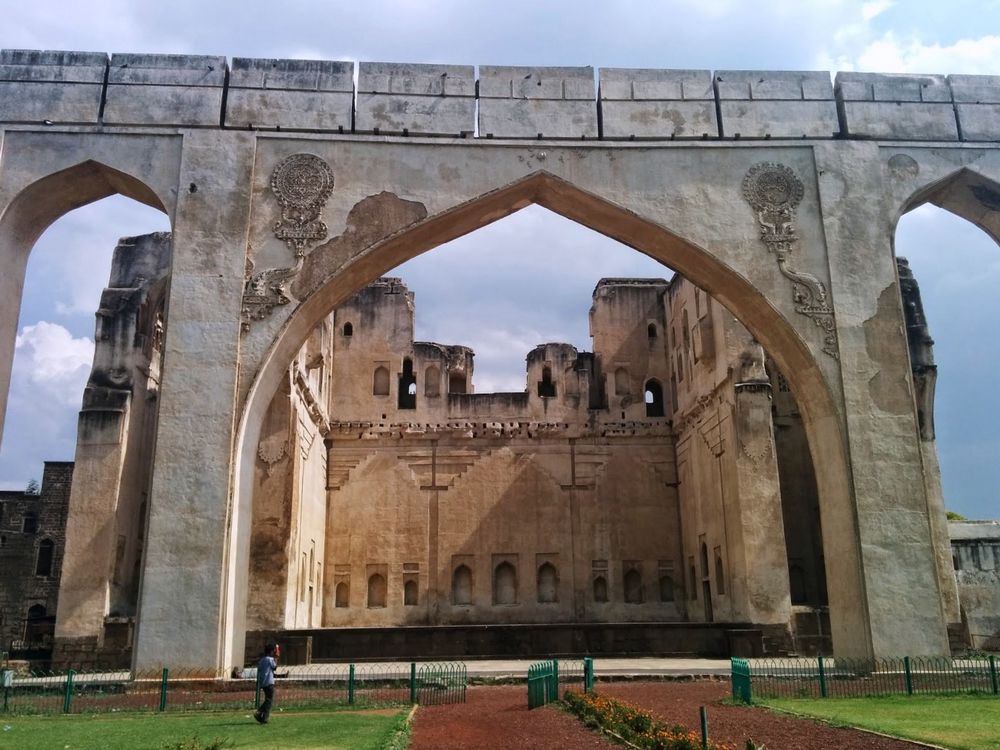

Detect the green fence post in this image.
[584,657,594,693]
[989,655,998,695]
[159,667,169,711]
[348,664,355,705]
[410,662,417,704]
[903,656,914,696]
[62,669,75,714]
[818,655,828,698]
[552,659,559,701]
[699,706,709,750]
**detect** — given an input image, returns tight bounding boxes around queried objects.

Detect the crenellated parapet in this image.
[2,49,999,142]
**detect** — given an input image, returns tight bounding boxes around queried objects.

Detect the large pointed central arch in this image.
[225,170,864,664]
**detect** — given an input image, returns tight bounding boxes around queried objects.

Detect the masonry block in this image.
[355,62,475,137]
[949,74,1000,142]
[835,72,959,141]
[0,49,107,124]
[479,66,597,139]
[598,68,717,139]
[715,70,839,139]
[226,58,354,132]
[103,53,226,127]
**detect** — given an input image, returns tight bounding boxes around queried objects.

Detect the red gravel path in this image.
[410,681,925,750]
[409,685,617,750]
[603,681,922,750]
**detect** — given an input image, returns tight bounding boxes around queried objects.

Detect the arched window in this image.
[367,573,386,608]
[373,366,390,396]
[398,358,416,409]
[700,543,710,578]
[27,603,46,619]
[537,366,556,398]
[335,581,350,608]
[645,379,664,417]
[424,366,441,397]
[35,539,54,577]
[404,579,418,606]
[452,565,473,605]
[22,511,38,534]
[493,561,517,605]
[647,322,657,339]
[614,367,629,396]
[537,563,558,604]
[689,563,697,600]
[659,575,674,603]
[624,568,643,604]
[593,576,608,603]
[682,309,691,351]
[299,556,307,601]
[714,550,726,596]
[342,321,353,337]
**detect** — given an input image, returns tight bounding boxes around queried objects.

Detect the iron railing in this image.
[731,655,1000,703]
[527,657,594,709]
[0,661,468,714]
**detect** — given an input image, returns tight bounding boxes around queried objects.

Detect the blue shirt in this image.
[258,655,276,687]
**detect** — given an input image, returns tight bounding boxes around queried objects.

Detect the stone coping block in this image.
[715,70,834,101]
[836,71,952,103]
[598,69,716,139]
[479,65,597,138]
[104,53,226,127]
[949,75,1000,142]
[835,72,959,140]
[598,68,714,101]
[355,62,475,136]
[227,58,354,131]
[0,49,107,124]
[714,70,838,138]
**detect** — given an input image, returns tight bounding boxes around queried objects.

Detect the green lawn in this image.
[764,694,1000,750]
[0,707,409,750]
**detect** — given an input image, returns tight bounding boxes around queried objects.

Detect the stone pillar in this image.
[815,141,950,657]
[132,131,255,674]
[726,343,792,628]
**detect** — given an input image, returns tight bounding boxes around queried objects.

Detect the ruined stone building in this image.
[3,220,993,665]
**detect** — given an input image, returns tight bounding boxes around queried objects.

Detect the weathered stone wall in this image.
[4,51,999,143]
[0,462,72,656]
[950,521,1000,650]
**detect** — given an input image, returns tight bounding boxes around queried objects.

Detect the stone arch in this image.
[367,573,386,608]
[229,170,860,665]
[537,562,558,604]
[493,561,517,606]
[0,159,171,443]
[451,564,473,605]
[623,567,643,604]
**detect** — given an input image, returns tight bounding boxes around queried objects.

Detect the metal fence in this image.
[731,655,1000,703]
[528,657,594,709]
[0,661,467,715]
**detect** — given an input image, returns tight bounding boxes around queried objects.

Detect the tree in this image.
[25,478,40,495]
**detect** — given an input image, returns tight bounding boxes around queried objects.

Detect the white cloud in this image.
[861,0,893,21]
[854,33,1000,74]
[14,322,93,393]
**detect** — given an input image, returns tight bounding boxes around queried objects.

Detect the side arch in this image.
[229,170,862,663]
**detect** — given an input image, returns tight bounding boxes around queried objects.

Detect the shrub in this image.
[563,691,734,750]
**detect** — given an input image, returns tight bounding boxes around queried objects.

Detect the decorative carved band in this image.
[242,154,335,331]
[742,163,839,359]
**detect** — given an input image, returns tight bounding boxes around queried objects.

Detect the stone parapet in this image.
[355,62,475,136]
[598,68,717,139]
[1,49,996,143]
[227,57,354,132]
[479,65,597,139]
[104,53,227,127]
[0,49,107,124]
[835,71,959,140]
[715,70,839,139]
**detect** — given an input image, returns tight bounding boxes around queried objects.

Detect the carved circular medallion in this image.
[271,153,334,208]
[742,162,804,211]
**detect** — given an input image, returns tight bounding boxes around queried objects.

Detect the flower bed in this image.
[563,690,735,750]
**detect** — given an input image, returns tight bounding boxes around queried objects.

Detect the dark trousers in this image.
[256,685,274,723]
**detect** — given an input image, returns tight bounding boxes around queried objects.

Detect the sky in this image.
[1,0,998,520]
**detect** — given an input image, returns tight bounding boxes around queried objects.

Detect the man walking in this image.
[254,642,279,724]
